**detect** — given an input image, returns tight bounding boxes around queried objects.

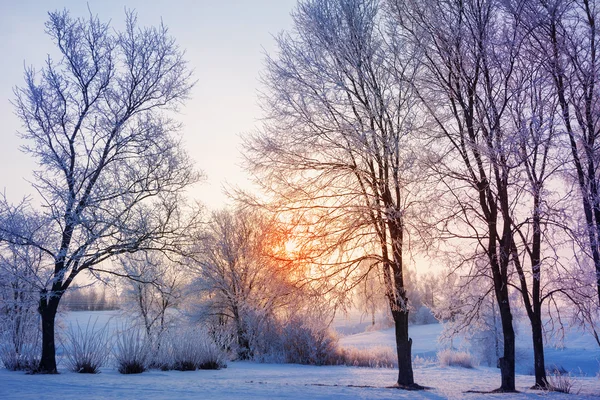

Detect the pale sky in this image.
[0,0,296,209]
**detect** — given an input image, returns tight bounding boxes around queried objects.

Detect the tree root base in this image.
[530,383,549,390]
[388,383,429,391]
[28,369,59,375]
[465,388,518,394]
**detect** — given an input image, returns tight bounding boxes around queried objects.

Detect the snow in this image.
[340,323,600,377]
[339,325,441,360]
[1,311,599,399]
[2,358,599,399]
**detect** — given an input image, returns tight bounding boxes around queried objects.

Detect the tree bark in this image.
[392,309,414,387]
[37,291,60,374]
[499,307,516,392]
[490,226,516,392]
[531,316,547,388]
[496,283,516,392]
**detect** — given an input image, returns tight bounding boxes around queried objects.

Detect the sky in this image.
[0,0,297,210]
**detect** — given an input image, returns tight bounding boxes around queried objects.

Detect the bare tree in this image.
[189,208,299,360]
[390,0,525,391]
[119,252,184,339]
[517,0,600,304]
[244,0,430,388]
[0,9,199,373]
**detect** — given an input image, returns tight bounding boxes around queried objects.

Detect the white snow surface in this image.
[1,311,599,399]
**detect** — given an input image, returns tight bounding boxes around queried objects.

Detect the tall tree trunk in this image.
[496,289,516,392]
[232,305,251,360]
[531,315,547,388]
[531,195,548,388]
[392,307,414,387]
[386,216,420,389]
[37,291,60,374]
[490,227,516,392]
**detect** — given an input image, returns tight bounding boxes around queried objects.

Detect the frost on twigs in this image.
[113,326,149,374]
[62,318,110,373]
[167,326,227,371]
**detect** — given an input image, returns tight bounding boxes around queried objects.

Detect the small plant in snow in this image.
[437,349,476,369]
[547,369,576,394]
[62,318,110,373]
[114,327,149,374]
[338,346,397,368]
[281,316,339,366]
[0,325,40,372]
[170,326,226,370]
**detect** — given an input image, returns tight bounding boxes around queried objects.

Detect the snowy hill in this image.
[339,323,600,377]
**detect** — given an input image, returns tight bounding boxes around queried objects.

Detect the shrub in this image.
[437,349,476,368]
[198,334,228,370]
[171,328,205,371]
[280,316,339,365]
[0,314,41,371]
[547,367,576,394]
[202,308,341,367]
[151,326,227,371]
[338,346,397,368]
[114,327,149,374]
[63,318,110,373]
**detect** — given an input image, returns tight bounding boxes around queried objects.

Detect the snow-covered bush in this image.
[169,326,227,370]
[229,309,340,366]
[280,315,339,365]
[0,237,44,372]
[547,369,576,394]
[62,319,110,373]
[0,317,40,371]
[364,313,395,332]
[241,308,284,362]
[338,346,396,368]
[470,321,503,367]
[198,333,228,370]
[437,349,476,368]
[113,327,150,374]
[147,326,227,371]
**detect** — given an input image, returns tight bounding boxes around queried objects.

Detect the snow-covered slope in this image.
[340,322,600,377]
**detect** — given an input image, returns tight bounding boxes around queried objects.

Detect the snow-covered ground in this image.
[339,324,600,377]
[1,311,599,399]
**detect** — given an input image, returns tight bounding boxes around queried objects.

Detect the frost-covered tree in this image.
[390,0,522,390]
[189,208,300,360]
[119,252,185,339]
[512,0,600,346]
[391,0,573,388]
[524,0,600,304]
[0,206,45,370]
[0,9,199,373]
[244,0,431,388]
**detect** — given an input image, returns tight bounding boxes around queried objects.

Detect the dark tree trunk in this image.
[490,218,516,392]
[497,272,516,392]
[37,292,60,374]
[531,316,547,388]
[392,308,414,387]
[496,283,516,392]
[381,210,420,390]
[233,306,252,360]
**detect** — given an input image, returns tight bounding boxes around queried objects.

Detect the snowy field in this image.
[1,311,599,399]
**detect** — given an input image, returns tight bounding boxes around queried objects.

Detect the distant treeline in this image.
[60,286,119,311]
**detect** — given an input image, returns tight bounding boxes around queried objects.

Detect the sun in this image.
[284,238,299,256]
